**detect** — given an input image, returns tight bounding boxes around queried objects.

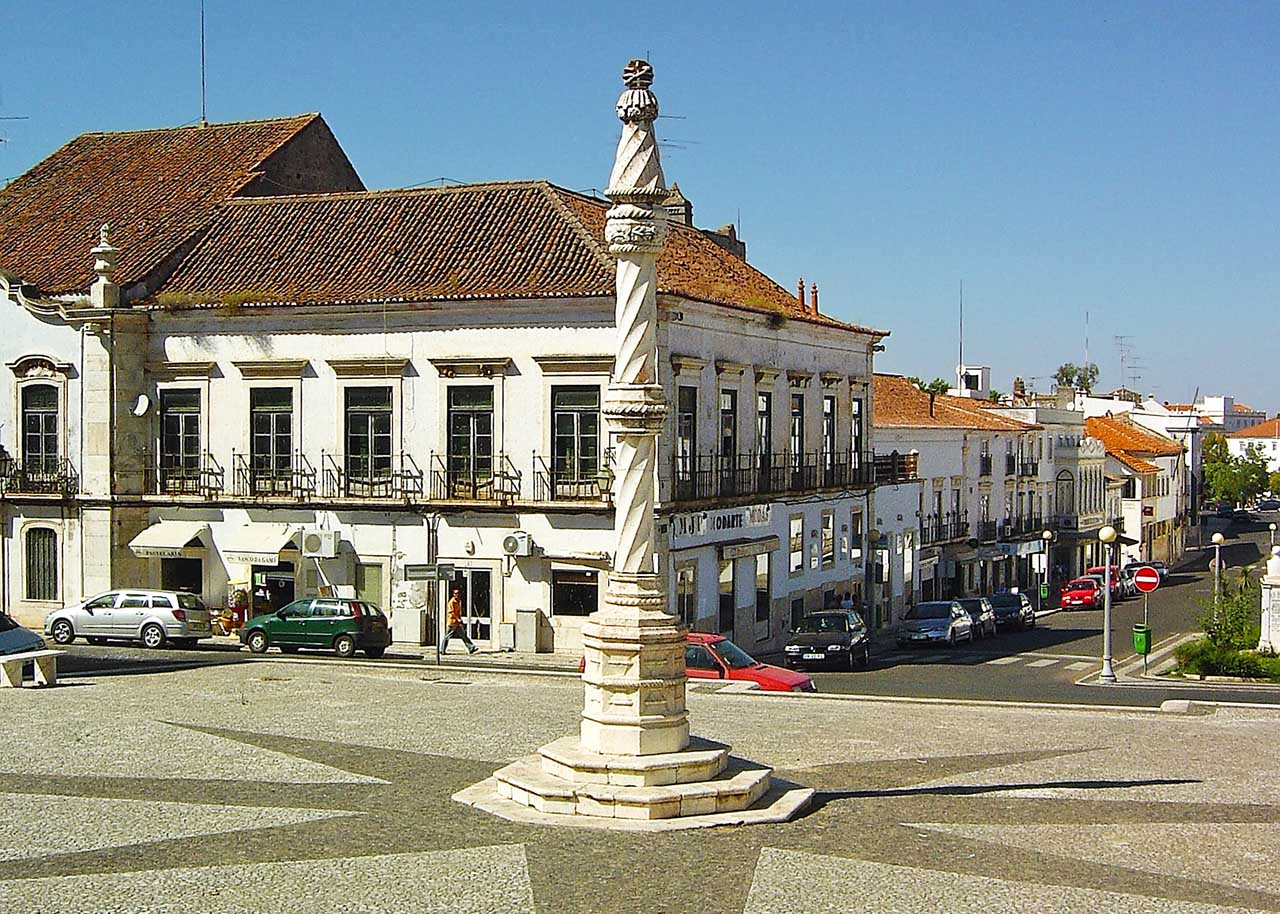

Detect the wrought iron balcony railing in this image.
[232,451,318,499]
[430,454,522,502]
[322,452,425,500]
[0,456,79,497]
[873,451,920,485]
[977,519,999,542]
[979,455,993,477]
[143,451,224,497]
[532,449,615,502]
[920,511,969,545]
[1019,460,1039,477]
[670,450,875,503]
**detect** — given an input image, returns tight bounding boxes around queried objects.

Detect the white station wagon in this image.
[45,590,212,649]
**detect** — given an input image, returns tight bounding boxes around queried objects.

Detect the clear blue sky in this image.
[3,1,1277,413]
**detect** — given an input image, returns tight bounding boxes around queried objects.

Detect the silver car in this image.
[895,600,973,647]
[44,590,212,649]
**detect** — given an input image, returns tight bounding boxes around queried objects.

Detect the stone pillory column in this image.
[579,58,688,758]
[454,62,812,828]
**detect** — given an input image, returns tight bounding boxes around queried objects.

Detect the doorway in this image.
[161,557,203,594]
[251,561,296,617]
[443,568,492,643]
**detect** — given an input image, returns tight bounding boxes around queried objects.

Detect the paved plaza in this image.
[4,662,1280,913]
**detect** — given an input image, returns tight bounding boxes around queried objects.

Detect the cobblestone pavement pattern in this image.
[3,663,1280,913]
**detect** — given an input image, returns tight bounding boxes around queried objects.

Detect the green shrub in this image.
[1198,574,1262,650]
[1174,638,1268,678]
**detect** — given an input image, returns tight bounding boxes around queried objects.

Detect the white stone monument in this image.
[1258,546,1280,655]
[455,61,812,829]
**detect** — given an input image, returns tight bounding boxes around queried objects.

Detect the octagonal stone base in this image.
[454,735,812,830]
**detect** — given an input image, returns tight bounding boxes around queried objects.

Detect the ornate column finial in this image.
[90,222,121,308]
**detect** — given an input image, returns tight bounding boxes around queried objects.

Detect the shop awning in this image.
[219,524,298,567]
[129,521,209,559]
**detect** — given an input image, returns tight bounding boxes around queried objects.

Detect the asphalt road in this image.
[44,516,1280,709]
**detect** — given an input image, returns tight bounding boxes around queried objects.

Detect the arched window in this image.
[1056,470,1076,515]
[22,384,59,473]
[25,527,57,601]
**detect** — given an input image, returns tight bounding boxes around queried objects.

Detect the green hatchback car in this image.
[239,598,391,659]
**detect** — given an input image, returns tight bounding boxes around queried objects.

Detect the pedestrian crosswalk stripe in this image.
[986,656,1022,665]
[1066,661,1093,670]
[1026,658,1058,667]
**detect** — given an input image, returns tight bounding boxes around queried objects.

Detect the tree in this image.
[1204,438,1269,506]
[988,389,1004,402]
[908,377,950,395]
[1052,362,1099,392]
[1270,470,1280,497]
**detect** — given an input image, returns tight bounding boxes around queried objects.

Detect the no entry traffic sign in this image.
[1133,566,1161,593]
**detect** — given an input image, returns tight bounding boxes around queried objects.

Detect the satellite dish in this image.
[131,394,151,417]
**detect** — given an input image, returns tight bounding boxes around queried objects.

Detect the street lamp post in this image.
[1212,531,1225,617]
[1040,529,1053,612]
[1270,522,1276,549]
[1098,525,1118,684]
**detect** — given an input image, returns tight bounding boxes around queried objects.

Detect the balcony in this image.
[0,457,79,497]
[323,452,425,500]
[671,450,874,504]
[1004,514,1045,538]
[873,451,919,485]
[143,452,224,497]
[532,449,614,503]
[977,519,999,542]
[232,452,317,500]
[979,455,993,477]
[429,454,522,503]
[1019,461,1039,477]
[921,511,969,545]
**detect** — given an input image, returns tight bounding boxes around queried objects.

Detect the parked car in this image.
[956,597,997,640]
[1085,566,1124,599]
[1060,577,1102,610]
[987,592,1035,630]
[1257,499,1280,512]
[45,590,212,648]
[1124,560,1169,581]
[579,632,816,692]
[783,611,871,670]
[239,598,391,658]
[686,633,816,691]
[895,601,973,647]
[1117,566,1138,598]
[0,610,45,655]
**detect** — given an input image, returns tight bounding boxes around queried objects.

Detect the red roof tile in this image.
[1228,417,1280,438]
[0,114,360,295]
[1085,415,1182,475]
[872,375,1038,431]
[151,181,886,335]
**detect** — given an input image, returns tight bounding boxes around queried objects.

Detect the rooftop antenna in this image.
[1114,334,1134,390]
[957,279,964,389]
[199,0,208,127]
[0,115,29,146]
[1084,309,1090,380]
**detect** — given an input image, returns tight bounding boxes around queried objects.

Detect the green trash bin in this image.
[1132,623,1151,656]
[1039,583,1050,601]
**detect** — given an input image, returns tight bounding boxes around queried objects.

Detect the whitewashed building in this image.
[0,116,898,657]
[1227,418,1280,476]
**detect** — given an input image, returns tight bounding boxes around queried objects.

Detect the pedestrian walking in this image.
[441,587,477,654]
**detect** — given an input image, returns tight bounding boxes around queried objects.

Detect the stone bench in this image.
[0,649,63,688]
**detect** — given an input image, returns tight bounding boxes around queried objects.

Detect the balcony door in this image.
[345,387,393,496]
[160,389,201,493]
[551,386,599,497]
[447,386,494,497]
[250,388,293,494]
[21,384,59,476]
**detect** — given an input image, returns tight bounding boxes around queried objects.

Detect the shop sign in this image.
[224,551,281,567]
[671,504,772,546]
[132,545,187,558]
[720,536,781,561]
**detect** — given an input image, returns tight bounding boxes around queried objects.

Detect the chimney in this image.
[809,282,819,314]
[797,277,805,309]
[89,224,120,309]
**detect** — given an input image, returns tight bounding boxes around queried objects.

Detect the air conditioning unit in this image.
[502,530,534,557]
[302,528,339,559]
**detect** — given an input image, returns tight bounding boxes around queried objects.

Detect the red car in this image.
[1085,566,1123,598]
[1060,577,1101,610]
[578,632,816,693]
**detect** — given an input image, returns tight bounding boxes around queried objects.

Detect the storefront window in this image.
[675,561,697,629]
[552,570,598,616]
[718,558,735,634]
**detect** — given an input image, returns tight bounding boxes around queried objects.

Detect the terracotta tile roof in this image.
[151,181,886,335]
[1164,403,1196,412]
[872,374,1039,431]
[1085,415,1182,476]
[1233,403,1263,414]
[1228,417,1280,438]
[0,114,351,295]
